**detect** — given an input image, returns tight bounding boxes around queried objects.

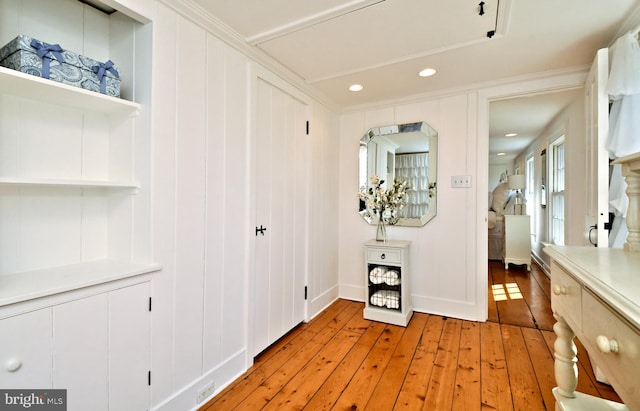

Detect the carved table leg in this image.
[623,172,639,252]
[553,313,578,402]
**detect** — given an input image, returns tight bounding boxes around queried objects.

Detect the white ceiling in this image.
[488,88,582,163]
[189,0,640,160]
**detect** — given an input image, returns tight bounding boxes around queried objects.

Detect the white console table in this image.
[545,245,640,411]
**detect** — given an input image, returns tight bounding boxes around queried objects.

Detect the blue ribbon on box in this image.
[29,39,64,79]
[92,60,119,94]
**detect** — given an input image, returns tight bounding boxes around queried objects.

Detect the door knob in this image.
[5,357,21,372]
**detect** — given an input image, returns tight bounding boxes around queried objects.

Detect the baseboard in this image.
[531,250,550,276]
[151,349,246,411]
[308,285,340,321]
[338,283,365,303]
[411,295,482,322]
[340,286,484,322]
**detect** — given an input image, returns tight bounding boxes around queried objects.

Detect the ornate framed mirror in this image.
[358,121,438,227]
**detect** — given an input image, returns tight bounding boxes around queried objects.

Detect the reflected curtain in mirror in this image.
[395,153,429,218]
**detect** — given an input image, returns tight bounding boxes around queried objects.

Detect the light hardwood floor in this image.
[201,261,621,410]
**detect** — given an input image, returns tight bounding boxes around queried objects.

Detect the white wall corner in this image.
[308,285,340,322]
[338,283,366,304]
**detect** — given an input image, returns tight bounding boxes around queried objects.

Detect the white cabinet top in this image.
[364,239,411,248]
[544,245,640,329]
[0,260,160,317]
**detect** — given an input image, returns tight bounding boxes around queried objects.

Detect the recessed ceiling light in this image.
[418,68,437,77]
[505,133,518,137]
[497,152,506,156]
[349,84,364,92]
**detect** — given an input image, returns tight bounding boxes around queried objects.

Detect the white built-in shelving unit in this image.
[0,1,157,407]
[0,0,158,310]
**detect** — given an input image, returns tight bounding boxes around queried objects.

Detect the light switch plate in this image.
[451,175,472,188]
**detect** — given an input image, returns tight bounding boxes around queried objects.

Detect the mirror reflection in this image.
[358,121,438,227]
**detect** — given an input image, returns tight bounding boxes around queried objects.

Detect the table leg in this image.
[553,313,578,400]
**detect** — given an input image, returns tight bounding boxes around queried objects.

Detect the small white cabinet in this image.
[503,215,531,271]
[0,281,151,411]
[363,239,413,327]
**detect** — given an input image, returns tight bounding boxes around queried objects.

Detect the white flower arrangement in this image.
[357,174,411,224]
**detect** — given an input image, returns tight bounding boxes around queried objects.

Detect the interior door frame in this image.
[247,63,311,362]
[584,48,610,247]
[476,70,587,321]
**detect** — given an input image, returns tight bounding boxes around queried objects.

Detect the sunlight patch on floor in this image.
[491,282,523,301]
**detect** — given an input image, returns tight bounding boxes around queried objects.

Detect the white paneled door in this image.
[254,78,309,356]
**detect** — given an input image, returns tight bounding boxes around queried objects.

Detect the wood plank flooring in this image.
[201,261,621,410]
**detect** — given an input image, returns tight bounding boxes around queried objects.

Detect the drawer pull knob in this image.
[381,253,385,259]
[596,335,619,354]
[553,285,567,295]
[5,358,21,372]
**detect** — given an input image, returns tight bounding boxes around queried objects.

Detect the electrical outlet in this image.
[451,175,472,188]
[197,381,215,403]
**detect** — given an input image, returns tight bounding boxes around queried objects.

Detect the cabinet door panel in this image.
[109,282,150,411]
[53,294,108,411]
[0,309,51,388]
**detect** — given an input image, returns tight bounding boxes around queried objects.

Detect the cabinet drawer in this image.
[582,290,640,404]
[366,248,401,264]
[550,263,582,330]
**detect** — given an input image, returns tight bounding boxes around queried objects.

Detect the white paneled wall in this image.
[149,2,178,404]
[308,104,341,314]
[150,2,340,410]
[339,94,482,321]
[202,29,227,374]
[173,15,207,389]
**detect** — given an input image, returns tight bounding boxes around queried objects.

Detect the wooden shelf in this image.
[0,177,139,189]
[0,66,140,116]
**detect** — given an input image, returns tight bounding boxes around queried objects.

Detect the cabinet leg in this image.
[553,313,578,399]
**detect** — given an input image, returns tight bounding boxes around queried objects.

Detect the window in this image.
[550,137,565,245]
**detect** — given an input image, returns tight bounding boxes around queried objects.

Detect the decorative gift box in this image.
[0,34,120,97]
